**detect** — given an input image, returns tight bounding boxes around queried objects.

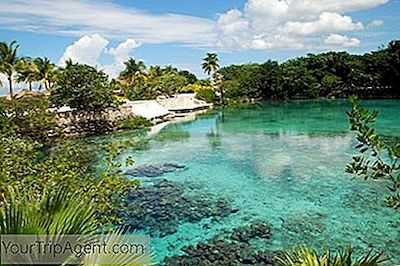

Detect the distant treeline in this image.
[220,40,400,101]
[2,39,399,104]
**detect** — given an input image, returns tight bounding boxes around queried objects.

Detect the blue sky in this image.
[0,0,399,93]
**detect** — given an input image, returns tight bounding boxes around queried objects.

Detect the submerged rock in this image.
[125,163,186,177]
[117,179,234,237]
[230,221,272,243]
[280,211,327,248]
[163,221,278,266]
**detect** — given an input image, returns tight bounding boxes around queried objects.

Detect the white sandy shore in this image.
[123,95,212,121]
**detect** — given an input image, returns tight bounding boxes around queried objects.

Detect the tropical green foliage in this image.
[115,115,152,130]
[0,186,96,234]
[202,53,219,76]
[0,40,21,97]
[221,60,283,100]
[5,49,58,93]
[202,53,224,104]
[118,61,193,100]
[195,86,218,103]
[16,57,39,91]
[0,127,139,224]
[0,96,57,142]
[275,246,386,266]
[52,63,116,111]
[145,66,189,97]
[119,58,147,82]
[346,97,400,208]
[34,57,58,90]
[180,83,218,103]
[220,40,400,102]
[178,70,197,84]
[0,188,155,265]
[180,82,210,93]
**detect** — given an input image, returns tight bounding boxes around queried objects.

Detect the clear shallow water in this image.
[96,99,400,263]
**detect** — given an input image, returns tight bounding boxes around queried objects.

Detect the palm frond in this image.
[275,246,387,266]
[0,186,97,235]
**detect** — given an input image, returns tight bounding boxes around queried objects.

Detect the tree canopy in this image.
[52,63,116,111]
[220,40,400,102]
[118,62,194,100]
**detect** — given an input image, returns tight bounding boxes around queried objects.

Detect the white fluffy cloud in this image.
[283,12,363,36]
[244,0,387,20]
[59,34,109,66]
[0,0,389,52]
[217,0,387,50]
[324,34,361,47]
[0,74,7,89]
[367,19,384,29]
[104,39,142,77]
[107,39,141,62]
[217,9,249,35]
[59,35,141,78]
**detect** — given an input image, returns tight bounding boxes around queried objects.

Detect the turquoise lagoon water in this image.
[96,99,400,263]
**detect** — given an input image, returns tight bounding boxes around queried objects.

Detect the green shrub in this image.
[0,97,57,142]
[0,132,140,225]
[115,115,152,130]
[195,86,218,103]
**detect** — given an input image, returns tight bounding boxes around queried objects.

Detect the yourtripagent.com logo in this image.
[0,234,151,265]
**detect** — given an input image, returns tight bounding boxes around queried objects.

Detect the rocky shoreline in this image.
[55,97,212,137]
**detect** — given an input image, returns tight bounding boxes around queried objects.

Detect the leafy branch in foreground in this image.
[0,131,140,225]
[275,246,387,266]
[346,97,400,208]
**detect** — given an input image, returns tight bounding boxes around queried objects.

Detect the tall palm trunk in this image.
[8,76,13,98]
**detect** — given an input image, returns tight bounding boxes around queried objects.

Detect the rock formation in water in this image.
[117,179,234,237]
[125,163,186,177]
[163,221,280,266]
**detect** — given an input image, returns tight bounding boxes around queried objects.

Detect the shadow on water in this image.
[152,123,190,143]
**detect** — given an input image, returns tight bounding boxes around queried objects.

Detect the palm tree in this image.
[202,53,224,104]
[162,65,178,75]
[0,40,21,97]
[148,65,163,77]
[34,57,58,90]
[65,58,77,68]
[119,58,146,84]
[16,57,39,91]
[202,53,219,76]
